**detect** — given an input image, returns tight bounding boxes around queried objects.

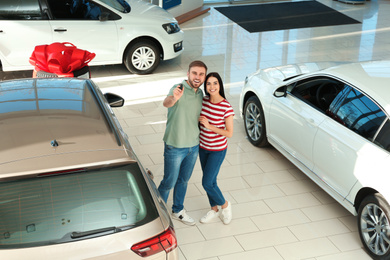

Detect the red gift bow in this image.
[29,42,96,77]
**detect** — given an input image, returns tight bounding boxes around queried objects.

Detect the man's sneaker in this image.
[220,201,232,225]
[200,210,220,224]
[172,209,195,226]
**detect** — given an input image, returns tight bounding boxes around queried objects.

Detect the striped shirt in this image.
[199,96,235,151]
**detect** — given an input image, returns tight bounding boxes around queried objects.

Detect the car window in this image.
[330,85,387,141]
[99,0,130,13]
[0,0,44,20]
[0,163,159,249]
[290,77,344,112]
[48,0,103,20]
[373,120,390,152]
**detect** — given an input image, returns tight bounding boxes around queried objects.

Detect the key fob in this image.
[178,84,183,90]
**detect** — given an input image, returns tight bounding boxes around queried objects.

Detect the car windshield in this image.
[0,163,158,248]
[98,0,130,13]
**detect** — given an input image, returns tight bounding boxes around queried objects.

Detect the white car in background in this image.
[0,0,183,74]
[240,60,390,259]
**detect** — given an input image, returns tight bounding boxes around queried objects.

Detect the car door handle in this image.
[306,118,316,126]
[54,28,67,32]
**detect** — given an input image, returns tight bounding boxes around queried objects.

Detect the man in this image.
[158,60,207,225]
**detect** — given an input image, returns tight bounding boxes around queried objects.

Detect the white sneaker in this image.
[220,201,232,225]
[172,209,195,226]
[200,210,220,224]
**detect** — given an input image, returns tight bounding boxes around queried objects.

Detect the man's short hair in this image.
[188,60,207,72]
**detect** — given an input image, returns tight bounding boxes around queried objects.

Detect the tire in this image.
[243,96,269,147]
[124,40,160,75]
[358,193,390,259]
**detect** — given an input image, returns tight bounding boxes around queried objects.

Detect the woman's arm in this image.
[199,115,234,138]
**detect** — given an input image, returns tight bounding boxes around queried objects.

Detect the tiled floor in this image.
[2,0,390,259]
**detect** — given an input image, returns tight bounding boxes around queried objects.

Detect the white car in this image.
[240,60,390,259]
[0,0,183,74]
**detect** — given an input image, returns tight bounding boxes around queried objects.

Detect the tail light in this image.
[131,226,177,257]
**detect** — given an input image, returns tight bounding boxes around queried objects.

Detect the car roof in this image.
[0,78,134,176]
[322,60,390,113]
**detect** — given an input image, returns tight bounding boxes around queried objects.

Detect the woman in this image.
[198,72,234,225]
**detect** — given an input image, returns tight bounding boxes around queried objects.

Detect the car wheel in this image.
[124,40,160,74]
[244,96,268,147]
[358,193,390,259]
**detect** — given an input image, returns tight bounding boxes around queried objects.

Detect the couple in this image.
[158,60,234,226]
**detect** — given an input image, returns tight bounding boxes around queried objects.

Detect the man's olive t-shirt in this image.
[163,80,203,148]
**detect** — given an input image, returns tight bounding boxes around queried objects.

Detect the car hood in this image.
[248,61,346,86]
[127,0,177,21]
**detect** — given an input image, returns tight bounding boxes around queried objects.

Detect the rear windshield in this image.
[0,0,43,20]
[0,163,158,248]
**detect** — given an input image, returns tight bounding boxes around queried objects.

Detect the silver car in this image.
[0,78,178,259]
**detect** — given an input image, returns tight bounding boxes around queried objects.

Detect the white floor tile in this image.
[288,219,351,241]
[235,227,298,251]
[179,237,244,260]
[218,247,284,260]
[251,209,311,231]
[275,238,340,260]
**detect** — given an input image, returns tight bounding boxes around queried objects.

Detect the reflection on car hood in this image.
[250,61,346,86]
[127,0,176,21]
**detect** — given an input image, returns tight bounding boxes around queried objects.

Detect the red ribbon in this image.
[29,42,96,77]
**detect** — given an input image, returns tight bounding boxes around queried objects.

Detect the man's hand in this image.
[163,84,184,108]
[173,84,184,101]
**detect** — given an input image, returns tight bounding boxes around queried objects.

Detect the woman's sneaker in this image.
[220,201,232,225]
[200,210,220,224]
[172,209,195,226]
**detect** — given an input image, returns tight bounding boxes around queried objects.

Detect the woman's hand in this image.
[199,116,210,128]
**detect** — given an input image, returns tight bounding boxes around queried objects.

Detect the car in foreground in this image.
[0,0,183,74]
[0,78,178,259]
[240,60,390,259]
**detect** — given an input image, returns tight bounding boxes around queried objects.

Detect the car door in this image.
[46,0,120,64]
[268,77,330,171]
[0,0,52,70]
[312,85,388,200]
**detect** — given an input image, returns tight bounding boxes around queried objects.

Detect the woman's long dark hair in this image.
[204,72,226,99]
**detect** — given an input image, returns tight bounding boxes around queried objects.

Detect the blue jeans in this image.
[199,147,227,207]
[158,143,199,213]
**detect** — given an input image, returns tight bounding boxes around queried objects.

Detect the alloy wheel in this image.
[360,202,390,256]
[245,102,262,142]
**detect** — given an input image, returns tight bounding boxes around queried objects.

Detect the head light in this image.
[162,22,181,34]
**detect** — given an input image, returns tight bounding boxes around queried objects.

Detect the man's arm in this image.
[163,85,183,108]
[163,95,177,108]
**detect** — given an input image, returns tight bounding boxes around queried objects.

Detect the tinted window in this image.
[0,164,158,248]
[290,77,344,111]
[332,86,386,141]
[99,0,130,13]
[48,0,102,20]
[374,120,390,152]
[0,0,43,20]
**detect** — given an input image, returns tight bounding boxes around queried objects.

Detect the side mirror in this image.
[99,12,109,22]
[104,93,124,107]
[274,86,287,98]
